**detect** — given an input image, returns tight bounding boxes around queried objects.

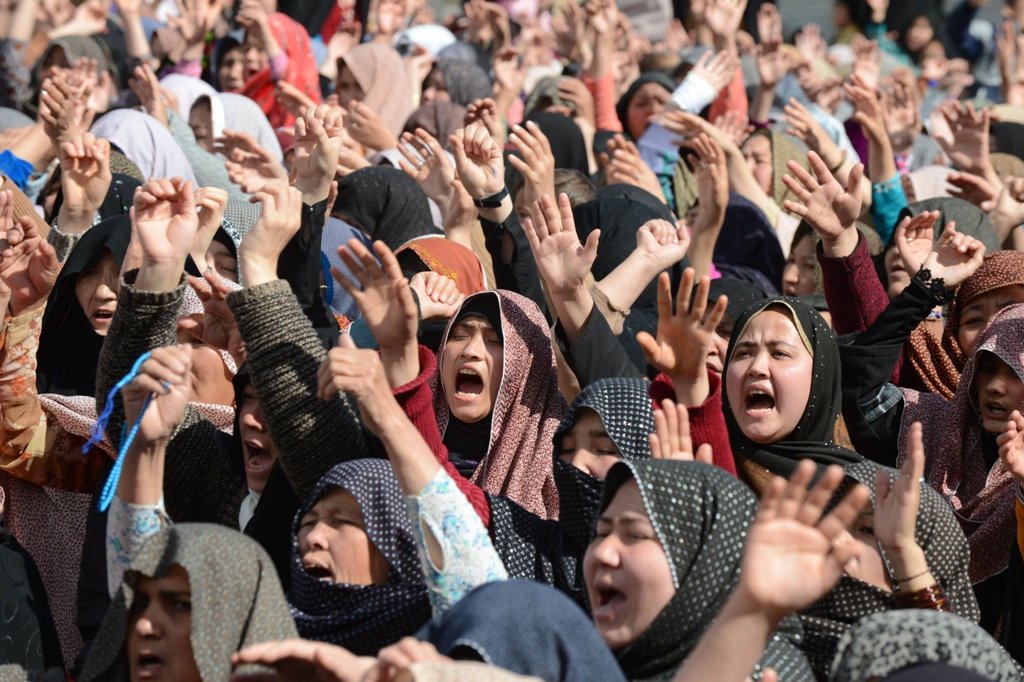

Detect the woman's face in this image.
[905,16,935,54]
[297,487,391,585]
[75,249,119,336]
[625,83,669,140]
[782,234,818,297]
[742,135,774,197]
[584,479,675,650]
[126,563,202,682]
[441,315,503,424]
[188,98,214,153]
[205,241,238,283]
[421,65,449,105]
[334,64,365,109]
[884,243,911,299]
[218,46,246,91]
[973,351,1024,434]
[243,37,268,82]
[558,408,621,479]
[957,285,1024,354]
[726,308,814,444]
[237,386,276,495]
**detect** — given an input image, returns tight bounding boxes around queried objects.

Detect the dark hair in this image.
[554,169,597,206]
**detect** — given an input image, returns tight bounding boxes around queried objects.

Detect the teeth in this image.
[458,368,478,376]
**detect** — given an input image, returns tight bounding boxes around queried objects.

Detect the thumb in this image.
[338,333,357,350]
[582,228,601,262]
[635,331,661,365]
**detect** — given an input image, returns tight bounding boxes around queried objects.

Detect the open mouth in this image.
[982,401,1009,420]
[744,388,776,414]
[245,440,272,473]
[454,368,484,399]
[592,585,627,622]
[92,308,115,324]
[136,653,165,679]
[303,562,334,581]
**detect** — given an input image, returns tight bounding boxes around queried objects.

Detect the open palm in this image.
[132,180,198,264]
[523,193,598,295]
[782,151,863,241]
[333,239,418,352]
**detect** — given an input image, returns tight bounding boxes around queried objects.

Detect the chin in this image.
[449,404,491,424]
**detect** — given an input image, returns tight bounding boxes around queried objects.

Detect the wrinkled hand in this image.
[649,398,713,463]
[918,221,986,288]
[635,218,689,271]
[398,128,456,209]
[602,135,666,203]
[409,271,464,320]
[231,638,374,682]
[58,132,112,225]
[450,122,505,199]
[0,198,60,316]
[181,272,244,360]
[782,151,864,249]
[523,193,599,296]
[122,345,194,446]
[997,410,1024,487]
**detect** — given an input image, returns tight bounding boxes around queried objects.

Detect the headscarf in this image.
[0,524,63,673]
[708,277,770,337]
[828,610,1020,682]
[904,165,952,201]
[990,152,1024,181]
[434,291,567,520]
[523,111,589,175]
[713,194,787,289]
[78,524,297,682]
[396,236,486,296]
[899,303,1024,583]
[334,167,438,250]
[893,197,1000,252]
[748,129,810,209]
[90,109,196,184]
[338,43,414,138]
[159,73,219,121]
[905,250,1024,400]
[433,58,491,107]
[37,216,131,396]
[218,93,284,163]
[722,298,863,477]
[288,459,432,654]
[239,11,321,133]
[990,121,1024,162]
[403,102,467,152]
[34,36,110,82]
[604,460,813,681]
[394,24,457,56]
[523,76,575,120]
[322,216,373,320]
[614,72,674,140]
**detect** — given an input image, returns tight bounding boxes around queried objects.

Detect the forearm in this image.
[594,253,662,314]
[555,305,644,385]
[549,283,595,347]
[586,33,612,82]
[750,85,776,124]
[116,441,167,506]
[727,151,781,225]
[378,405,442,496]
[867,134,897,190]
[687,210,726,279]
[119,10,152,61]
[817,233,890,336]
[7,0,40,43]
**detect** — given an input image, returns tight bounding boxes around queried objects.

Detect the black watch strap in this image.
[473,186,509,208]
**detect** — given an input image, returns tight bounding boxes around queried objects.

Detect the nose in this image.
[782,262,798,287]
[986,369,1008,397]
[242,404,265,430]
[590,532,621,567]
[95,282,117,300]
[460,333,485,360]
[305,521,330,551]
[746,349,770,378]
[133,606,161,639]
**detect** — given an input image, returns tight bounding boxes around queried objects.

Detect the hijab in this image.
[403,102,467,152]
[334,167,439,250]
[714,194,786,290]
[990,121,1024,162]
[893,197,1000,252]
[288,459,431,654]
[899,303,1024,583]
[79,524,296,681]
[49,173,141,228]
[91,109,196,184]
[614,73,675,140]
[434,291,567,520]
[35,36,110,82]
[338,43,415,138]
[828,610,1020,682]
[396,236,487,296]
[722,298,863,478]
[217,93,284,163]
[434,58,491,107]
[603,460,813,681]
[523,111,589,175]
[37,216,131,396]
[239,11,321,133]
[159,74,219,122]
[709,277,770,337]
[524,76,576,120]
[748,129,810,210]
[905,250,1024,401]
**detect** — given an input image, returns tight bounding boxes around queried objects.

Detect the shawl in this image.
[714,193,786,290]
[78,524,297,682]
[434,291,567,520]
[217,93,284,163]
[524,76,575,120]
[906,250,1024,401]
[418,580,627,682]
[523,111,589,175]
[35,36,110,82]
[991,152,1024,181]
[749,128,810,210]
[614,72,675,140]
[159,73,219,122]
[899,303,1024,583]
[239,11,321,133]
[338,43,415,138]
[397,236,487,296]
[722,297,863,477]
[37,216,131,396]
[434,58,492,107]
[828,610,1020,682]
[799,459,980,678]
[288,459,432,654]
[334,167,439,250]
[0,524,63,673]
[991,121,1024,162]
[604,460,813,681]
[403,102,467,152]
[90,109,196,184]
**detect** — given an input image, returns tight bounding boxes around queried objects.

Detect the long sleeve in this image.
[648,370,738,476]
[405,467,507,616]
[554,306,644,387]
[946,1,984,63]
[392,345,490,526]
[106,496,170,597]
[708,66,748,125]
[227,279,366,501]
[276,199,337,335]
[869,175,908,245]
[96,273,243,526]
[584,71,622,133]
[480,211,546,316]
[817,232,891,337]
[47,222,87,264]
[669,73,719,114]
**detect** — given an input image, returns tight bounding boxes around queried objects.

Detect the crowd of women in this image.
[2,0,1024,679]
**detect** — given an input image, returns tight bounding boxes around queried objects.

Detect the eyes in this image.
[731,348,792,360]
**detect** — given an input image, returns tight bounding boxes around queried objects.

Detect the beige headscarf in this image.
[338,43,415,138]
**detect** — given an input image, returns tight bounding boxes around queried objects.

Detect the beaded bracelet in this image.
[894,582,950,611]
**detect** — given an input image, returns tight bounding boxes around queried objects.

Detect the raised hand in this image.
[275,80,318,119]
[132,178,199,291]
[875,422,925,557]
[522,193,600,296]
[316,334,404,430]
[635,218,690,271]
[893,210,940,276]
[795,23,827,63]
[450,122,505,201]
[231,638,372,682]
[712,110,753,148]
[602,134,666,203]
[346,100,398,153]
[408,271,464,321]
[981,177,1024,241]
[363,638,452,682]
[507,120,556,210]
[57,131,112,234]
[738,460,870,619]
[844,74,887,144]
[129,63,168,128]
[784,100,843,170]
[463,98,504,143]
[191,186,229,272]
[947,170,997,208]
[688,132,729,227]
[181,272,243,361]
[851,35,881,91]
[237,184,304,287]
[782,151,864,256]
[122,344,194,447]
[397,128,456,211]
[937,101,992,177]
[557,77,597,129]
[332,239,418,354]
[997,410,1024,486]
[293,105,346,204]
[220,129,289,193]
[39,72,95,145]
[636,269,728,407]
[649,398,713,463]
[897,216,985,287]
[704,0,746,39]
[0,206,60,316]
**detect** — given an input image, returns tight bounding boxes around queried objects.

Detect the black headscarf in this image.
[333,167,439,250]
[523,111,589,175]
[49,174,141,226]
[37,216,132,396]
[0,525,63,673]
[990,122,1024,162]
[708,277,770,337]
[614,72,675,140]
[714,193,786,290]
[722,298,862,477]
[288,459,431,655]
[434,58,491,107]
[603,460,813,681]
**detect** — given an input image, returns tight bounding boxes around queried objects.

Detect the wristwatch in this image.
[472,187,509,208]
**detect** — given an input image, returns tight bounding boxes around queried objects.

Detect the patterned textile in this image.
[406,467,507,615]
[79,524,297,681]
[906,250,1024,401]
[829,610,1021,682]
[900,303,1024,583]
[397,236,487,296]
[105,496,170,598]
[603,460,813,682]
[288,459,431,655]
[334,167,438,250]
[434,290,567,520]
[338,44,415,138]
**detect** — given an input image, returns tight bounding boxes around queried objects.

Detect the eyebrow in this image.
[734,338,800,350]
[588,429,611,439]
[158,590,191,600]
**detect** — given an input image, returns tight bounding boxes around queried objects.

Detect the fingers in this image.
[775,459,815,521]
